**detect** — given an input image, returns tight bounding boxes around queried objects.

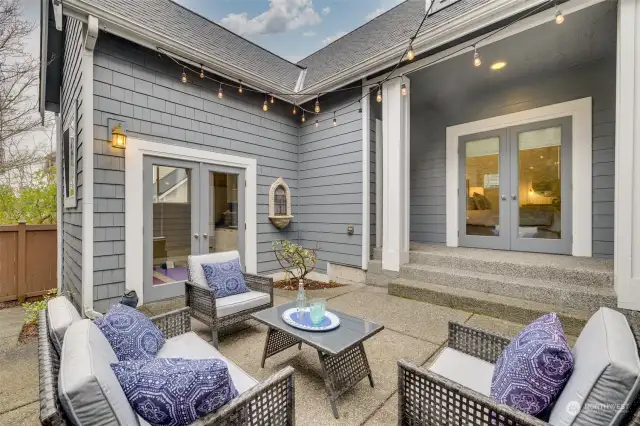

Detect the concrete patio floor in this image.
[144,284,558,425]
[0,285,575,425]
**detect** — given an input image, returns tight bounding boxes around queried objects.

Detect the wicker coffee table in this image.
[251,301,384,418]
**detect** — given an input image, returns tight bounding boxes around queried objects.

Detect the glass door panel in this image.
[459,130,510,250]
[509,118,572,254]
[200,166,245,264]
[144,158,199,303]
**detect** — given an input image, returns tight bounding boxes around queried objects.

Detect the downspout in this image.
[81,15,98,317]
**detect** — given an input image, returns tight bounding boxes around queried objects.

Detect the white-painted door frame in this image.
[124,138,257,305]
[446,97,593,257]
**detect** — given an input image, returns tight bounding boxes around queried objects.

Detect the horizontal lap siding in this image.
[61,18,84,311]
[410,56,616,258]
[298,90,363,272]
[92,34,300,311]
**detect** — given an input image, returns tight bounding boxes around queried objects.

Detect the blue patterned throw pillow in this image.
[94,303,165,361]
[201,258,249,298]
[490,313,574,416]
[111,358,238,426]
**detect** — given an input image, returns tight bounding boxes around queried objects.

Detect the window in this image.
[274,186,287,216]
[63,100,77,208]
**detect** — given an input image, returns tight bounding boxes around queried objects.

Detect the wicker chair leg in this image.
[211,329,219,349]
[298,342,302,350]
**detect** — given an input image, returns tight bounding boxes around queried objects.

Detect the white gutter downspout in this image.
[81,15,98,316]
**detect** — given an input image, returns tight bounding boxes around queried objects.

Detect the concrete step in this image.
[408,244,613,288]
[389,278,591,336]
[400,263,617,311]
[365,259,398,288]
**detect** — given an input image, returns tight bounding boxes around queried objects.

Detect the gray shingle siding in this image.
[61,17,84,311]
[298,90,363,273]
[410,56,616,258]
[92,33,300,310]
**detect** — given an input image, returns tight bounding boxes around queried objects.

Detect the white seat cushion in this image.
[157,331,257,393]
[217,291,270,318]
[550,308,640,426]
[428,347,495,396]
[58,320,140,425]
[47,296,82,354]
[188,250,241,289]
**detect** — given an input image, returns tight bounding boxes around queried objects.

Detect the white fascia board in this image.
[60,0,301,102]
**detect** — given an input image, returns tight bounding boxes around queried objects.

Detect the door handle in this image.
[511,194,517,200]
[193,233,199,239]
[203,233,208,239]
[501,195,507,201]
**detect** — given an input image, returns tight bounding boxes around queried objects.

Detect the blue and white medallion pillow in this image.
[490,313,574,416]
[201,258,249,298]
[111,357,238,426]
[94,303,165,361]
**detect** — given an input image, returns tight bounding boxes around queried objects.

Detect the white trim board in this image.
[445,97,593,257]
[125,138,258,305]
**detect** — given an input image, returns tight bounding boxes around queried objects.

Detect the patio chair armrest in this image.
[185,280,219,323]
[38,310,67,426]
[243,273,274,298]
[448,321,511,364]
[398,359,548,426]
[150,307,191,339]
[194,366,295,426]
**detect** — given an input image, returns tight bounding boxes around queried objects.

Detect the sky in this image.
[173,0,405,63]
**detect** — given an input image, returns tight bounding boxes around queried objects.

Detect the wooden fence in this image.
[0,222,57,302]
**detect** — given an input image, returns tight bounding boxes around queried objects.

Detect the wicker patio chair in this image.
[38,308,295,426]
[398,319,640,426]
[186,251,274,348]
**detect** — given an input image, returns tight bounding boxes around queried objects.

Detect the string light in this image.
[199,66,205,79]
[181,68,187,83]
[314,95,321,113]
[315,119,319,128]
[333,112,337,127]
[407,42,415,61]
[555,7,564,24]
[217,83,223,99]
[401,76,407,96]
[238,80,243,93]
[263,95,268,112]
[376,86,382,103]
[301,111,306,123]
[292,103,297,115]
[270,94,275,104]
[473,46,482,67]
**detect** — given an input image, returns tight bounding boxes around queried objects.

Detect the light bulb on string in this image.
[333,113,337,127]
[263,95,268,112]
[238,80,243,94]
[292,103,297,115]
[315,119,319,128]
[301,112,306,123]
[270,94,275,104]
[217,84,223,99]
[199,66,204,79]
[555,8,564,24]
[376,86,382,103]
[473,46,482,67]
[407,42,415,61]
[314,95,321,113]
[181,68,187,83]
[401,77,407,96]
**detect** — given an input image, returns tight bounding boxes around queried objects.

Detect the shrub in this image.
[272,240,318,285]
[23,288,59,325]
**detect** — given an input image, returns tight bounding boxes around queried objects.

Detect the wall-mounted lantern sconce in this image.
[111,124,127,149]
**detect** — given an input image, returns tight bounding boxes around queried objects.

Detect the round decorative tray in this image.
[281,308,340,331]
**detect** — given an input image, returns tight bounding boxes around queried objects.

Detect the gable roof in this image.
[77,0,305,92]
[297,0,488,91]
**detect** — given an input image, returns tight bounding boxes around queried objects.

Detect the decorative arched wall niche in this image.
[269,177,294,229]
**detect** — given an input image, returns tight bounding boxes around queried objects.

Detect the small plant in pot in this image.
[272,240,318,289]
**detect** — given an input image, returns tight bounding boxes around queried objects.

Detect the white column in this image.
[615,0,640,310]
[361,83,370,270]
[382,78,410,271]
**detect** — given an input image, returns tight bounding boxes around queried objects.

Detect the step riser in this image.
[389,282,587,336]
[408,251,613,288]
[365,260,398,288]
[400,267,617,311]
